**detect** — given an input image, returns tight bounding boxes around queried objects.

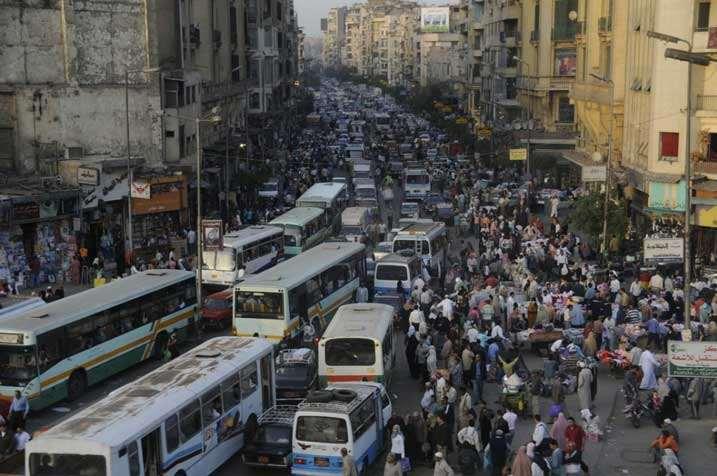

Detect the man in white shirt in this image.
[409,306,425,328]
[649,272,664,292]
[506,292,516,316]
[609,273,621,296]
[491,322,505,340]
[531,414,549,446]
[457,419,481,451]
[413,275,425,293]
[503,408,518,445]
[466,326,479,344]
[438,296,455,321]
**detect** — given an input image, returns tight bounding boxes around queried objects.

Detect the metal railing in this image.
[552,26,577,42]
[697,95,717,110]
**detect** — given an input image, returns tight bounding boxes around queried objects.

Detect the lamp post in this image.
[513,56,531,176]
[590,73,614,263]
[124,67,159,269]
[646,30,698,334]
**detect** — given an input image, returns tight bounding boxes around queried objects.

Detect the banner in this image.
[77,167,100,186]
[581,165,606,182]
[643,237,684,263]
[421,7,450,33]
[509,148,527,161]
[668,341,717,378]
[131,181,151,199]
[202,219,224,250]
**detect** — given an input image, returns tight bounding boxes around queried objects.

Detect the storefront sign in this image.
[509,148,527,161]
[581,165,606,182]
[647,181,686,212]
[696,205,717,228]
[77,167,100,186]
[668,341,717,378]
[131,181,151,199]
[132,177,187,215]
[643,237,684,263]
[13,203,40,221]
[202,220,224,250]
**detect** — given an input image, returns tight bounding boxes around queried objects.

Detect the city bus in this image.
[318,304,396,386]
[291,383,391,476]
[25,337,274,476]
[295,182,347,233]
[340,207,372,242]
[233,242,366,343]
[270,207,331,256]
[373,251,421,298]
[202,225,285,287]
[392,221,448,278]
[0,270,197,414]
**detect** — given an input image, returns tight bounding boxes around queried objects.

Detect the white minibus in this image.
[392,221,447,278]
[373,252,421,298]
[340,207,372,242]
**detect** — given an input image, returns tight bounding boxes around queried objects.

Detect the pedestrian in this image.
[687,377,705,419]
[0,423,13,455]
[650,429,679,462]
[502,407,518,446]
[564,417,585,452]
[550,412,570,451]
[8,390,29,431]
[433,452,454,476]
[356,282,369,303]
[639,348,660,390]
[457,418,481,452]
[479,406,493,450]
[457,440,479,475]
[13,424,30,452]
[563,441,586,475]
[549,438,565,476]
[390,424,406,461]
[577,361,593,411]
[431,415,450,455]
[406,327,420,379]
[510,445,531,476]
[488,429,508,476]
[384,453,403,476]
[532,413,549,446]
[472,353,484,404]
[341,447,358,476]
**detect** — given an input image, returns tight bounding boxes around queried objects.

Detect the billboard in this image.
[668,341,717,378]
[421,7,450,33]
[555,49,577,76]
[643,237,684,263]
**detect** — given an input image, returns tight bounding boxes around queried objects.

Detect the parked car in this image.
[200,288,233,329]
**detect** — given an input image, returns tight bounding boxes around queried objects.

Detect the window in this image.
[325,338,376,366]
[221,373,242,408]
[376,264,408,281]
[201,386,223,425]
[659,132,679,161]
[558,96,575,123]
[305,276,323,304]
[349,397,375,438]
[533,3,540,33]
[165,130,175,138]
[697,2,711,31]
[179,400,202,442]
[37,329,64,370]
[296,416,348,443]
[709,133,717,162]
[240,362,258,398]
[179,125,186,158]
[128,441,140,476]
[29,454,107,476]
[165,413,180,453]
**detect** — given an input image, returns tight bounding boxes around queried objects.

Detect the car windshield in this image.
[204,297,230,310]
[0,345,37,385]
[394,239,430,255]
[406,174,429,184]
[296,416,348,444]
[376,264,408,281]
[325,338,376,366]
[276,363,310,381]
[356,188,376,198]
[341,225,363,235]
[255,424,292,444]
[261,183,278,191]
[234,291,284,319]
[29,453,106,476]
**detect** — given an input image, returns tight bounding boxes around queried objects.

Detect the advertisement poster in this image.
[643,237,684,263]
[421,7,450,33]
[555,49,577,76]
[202,219,224,250]
[668,341,717,378]
[131,181,151,199]
[509,148,527,161]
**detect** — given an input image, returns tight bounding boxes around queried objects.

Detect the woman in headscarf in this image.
[550,412,570,450]
[427,346,438,376]
[582,330,598,358]
[478,406,492,450]
[510,445,532,476]
[405,412,423,463]
[405,325,420,379]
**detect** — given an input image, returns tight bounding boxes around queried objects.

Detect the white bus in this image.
[318,304,396,386]
[295,182,348,233]
[404,168,431,200]
[291,383,391,476]
[0,297,46,321]
[374,112,391,133]
[373,252,422,298]
[0,270,197,414]
[392,221,448,278]
[354,183,378,209]
[270,207,332,257]
[340,207,372,243]
[25,337,274,476]
[233,242,366,343]
[202,225,284,287]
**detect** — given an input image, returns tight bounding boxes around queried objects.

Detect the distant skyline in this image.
[295,0,453,37]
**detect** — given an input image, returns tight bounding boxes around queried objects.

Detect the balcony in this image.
[552,26,577,42]
[473,21,484,30]
[598,16,612,34]
[697,95,717,110]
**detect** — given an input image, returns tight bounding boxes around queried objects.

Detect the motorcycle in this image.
[656,449,683,476]
[622,392,656,428]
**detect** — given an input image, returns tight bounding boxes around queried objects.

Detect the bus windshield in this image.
[325,338,376,366]
[284,229,301,247]
[235,291,284,319]
[296,415,348,444]
[394,239,430,255]
[375,264,408,281]
[0,345,37,384]
[406,174,429,184]
[255,424,292,445]
[29,453,107,476]
[203,249,236,271]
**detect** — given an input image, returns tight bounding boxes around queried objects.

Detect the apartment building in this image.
[322,6,347,70]
[467,0,486,119]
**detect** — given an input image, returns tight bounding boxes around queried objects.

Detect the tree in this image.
[568,191,628,247]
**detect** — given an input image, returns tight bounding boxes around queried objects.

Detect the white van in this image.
[259,178,280,198]
[355,183,378,209]
[374,251,422,298]
[340,207,372,242]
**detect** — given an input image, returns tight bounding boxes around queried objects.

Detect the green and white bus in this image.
[295,182,347,233]
[0,269,197,413]
[233,242,366,344]
[270,207,332,256]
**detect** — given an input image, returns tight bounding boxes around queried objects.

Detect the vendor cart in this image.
[528,330,563,356]
[501,392,529,416]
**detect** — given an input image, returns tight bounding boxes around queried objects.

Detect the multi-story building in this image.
[322,6,347,70]
[467,0,486,120]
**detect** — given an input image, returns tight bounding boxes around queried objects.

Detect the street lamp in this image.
[646,30,695,334]
[589,73,614,264]
[513,55,531,176]
[124,66,160,269]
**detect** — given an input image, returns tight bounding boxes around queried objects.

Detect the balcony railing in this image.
[598,16,612,33]
[552,26,577,42]
[697,95,717,110]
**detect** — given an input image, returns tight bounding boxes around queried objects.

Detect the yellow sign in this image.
[509,148,528,161]
[696,205,717,228]
[455,117,468,125]
[475,126,492,138]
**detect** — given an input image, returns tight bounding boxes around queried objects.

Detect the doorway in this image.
[260,354,273,411]
[141,428,161,476]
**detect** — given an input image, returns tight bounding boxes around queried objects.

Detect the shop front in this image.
[131,175,189,263]
[0,188,81,289]
[692,180,717,264]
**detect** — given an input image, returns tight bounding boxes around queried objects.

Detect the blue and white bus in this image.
[296,182,348,233]
[373,251,422,297]
[291,383,391,475]
[392,221,448,279]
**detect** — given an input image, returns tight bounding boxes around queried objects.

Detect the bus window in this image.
[36,328,64,371]
[214,249,236,271]
[128,441,140,476]
[240,363,258,398]
[29,454,107,476]
[325,338,375,366]
[375,264,407,282]
[179,400,202,442]
[305,276,323,304]
[296,415,348,444]
[201,386,223,424]
[349,398,376,439]
[164,413,180,453]
[221,373,241,409]
[235,292,284,318]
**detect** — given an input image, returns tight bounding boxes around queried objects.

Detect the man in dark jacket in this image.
[489,429,508,476]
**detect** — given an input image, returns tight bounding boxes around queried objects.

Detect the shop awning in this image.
[561,150,607,182]
[82,174,129,209]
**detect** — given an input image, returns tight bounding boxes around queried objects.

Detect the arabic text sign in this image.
[643,237,683,263]
[509,148,527,161]
[668,340,717,378]
[77,167,100,186]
